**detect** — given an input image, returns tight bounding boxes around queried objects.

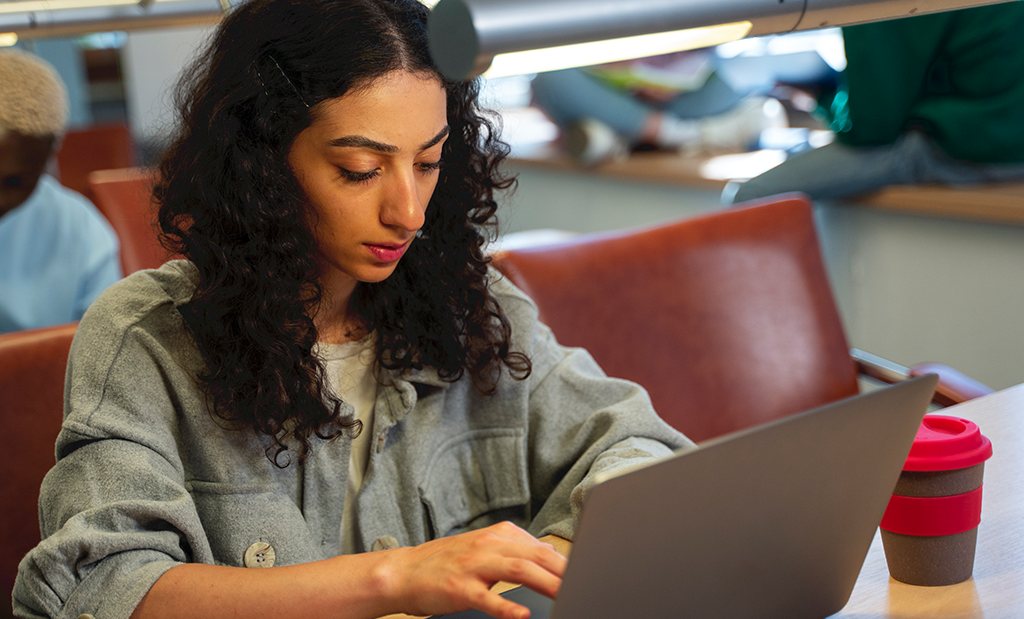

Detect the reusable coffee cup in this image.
[880,415,993,586]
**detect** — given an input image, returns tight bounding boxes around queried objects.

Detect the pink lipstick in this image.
[365,240,410,263]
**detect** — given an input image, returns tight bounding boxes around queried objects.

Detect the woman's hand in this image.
[378,521,567,619]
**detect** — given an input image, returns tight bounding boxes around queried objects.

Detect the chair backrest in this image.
[492,195,859,442]
[0,323,77,601]
[88,167,173,274]
[55,123,137,198]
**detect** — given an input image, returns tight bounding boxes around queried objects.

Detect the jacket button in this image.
[78,615,96,619]
[371,535,400,551]
[243,541,276,568]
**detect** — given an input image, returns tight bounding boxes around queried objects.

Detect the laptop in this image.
[437,375,937,619]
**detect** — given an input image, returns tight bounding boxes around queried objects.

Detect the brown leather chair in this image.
[88,167,173,274]
[0,323,77,602]
[55,123,136,198]
[492,194,991,442]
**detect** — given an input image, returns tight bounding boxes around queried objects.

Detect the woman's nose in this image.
[380,170,426,232]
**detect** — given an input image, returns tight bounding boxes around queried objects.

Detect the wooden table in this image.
[384,384,1024,618]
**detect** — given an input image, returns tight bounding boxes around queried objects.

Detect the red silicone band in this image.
[880,485,983,537]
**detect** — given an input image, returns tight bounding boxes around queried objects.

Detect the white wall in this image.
[499,166,721,236]
[122,25,215,149]
[816,204,1024,391]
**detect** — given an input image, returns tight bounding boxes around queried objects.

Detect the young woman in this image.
[13,1,690,617]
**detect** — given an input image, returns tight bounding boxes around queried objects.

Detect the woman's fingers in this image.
[384,521,567,617]
[485,557,562,599]
[470,587,532,619]
[469,523,567,592]
[477,523,568,577]
[530,543,569,580]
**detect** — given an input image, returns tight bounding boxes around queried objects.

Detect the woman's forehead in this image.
[309,71,448,145]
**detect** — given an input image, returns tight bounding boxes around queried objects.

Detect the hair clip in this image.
[254,53,310,109]
[268,55,310,109]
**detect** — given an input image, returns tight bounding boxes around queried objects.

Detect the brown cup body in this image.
[881,463,984,586]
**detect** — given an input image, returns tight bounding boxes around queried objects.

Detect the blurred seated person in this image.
[531,50,794,166]
[0,49,122,333]
[726,3,1024,204]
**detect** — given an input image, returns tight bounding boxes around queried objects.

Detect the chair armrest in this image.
[907,362,994,407]
[852,348,911,385]
[850,348,993,407]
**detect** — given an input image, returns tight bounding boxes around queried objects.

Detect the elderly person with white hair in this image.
[0,48,122,333]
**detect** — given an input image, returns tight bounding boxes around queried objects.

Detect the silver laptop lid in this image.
[552,375,937,619]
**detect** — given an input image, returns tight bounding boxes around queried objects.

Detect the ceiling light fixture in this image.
[483,22,752,79]
[428,0,1016,81]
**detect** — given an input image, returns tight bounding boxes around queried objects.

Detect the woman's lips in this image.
[365,239,411,263]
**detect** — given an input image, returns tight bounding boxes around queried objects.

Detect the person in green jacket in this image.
[726,3,1024,204]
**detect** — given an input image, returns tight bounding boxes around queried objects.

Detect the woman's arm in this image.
[132,521,566,619]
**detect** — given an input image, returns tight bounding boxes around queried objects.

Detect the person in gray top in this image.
[13,0,691,618]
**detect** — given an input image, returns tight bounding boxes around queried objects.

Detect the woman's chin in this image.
[356,262,402,283]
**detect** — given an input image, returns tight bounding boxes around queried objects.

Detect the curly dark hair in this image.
[155,0,531,464]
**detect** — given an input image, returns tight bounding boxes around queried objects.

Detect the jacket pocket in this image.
[419,428,530,537]
[187,480,319,566]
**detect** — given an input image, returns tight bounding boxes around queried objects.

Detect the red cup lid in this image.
[903,415,993,472]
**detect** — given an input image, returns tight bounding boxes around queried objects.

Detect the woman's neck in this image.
[315,315,366,345]
[314,272,364,344]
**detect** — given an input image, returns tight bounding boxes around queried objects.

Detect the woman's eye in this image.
[417,160,443,174]
[339,168,380,183]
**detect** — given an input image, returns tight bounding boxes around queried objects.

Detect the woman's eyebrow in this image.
[328,135,398,153]
[327,125,450,153]
[419,125,450,151]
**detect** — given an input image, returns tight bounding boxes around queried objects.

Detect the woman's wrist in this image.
[363,547,410,613]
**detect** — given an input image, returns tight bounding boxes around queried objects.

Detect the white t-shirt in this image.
[317,336,377,553]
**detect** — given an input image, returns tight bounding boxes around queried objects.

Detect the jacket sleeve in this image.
[489,276,695,540]
[13,305,212,619]
[835,15,951,147]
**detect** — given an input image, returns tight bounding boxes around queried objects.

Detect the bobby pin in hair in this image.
[268,54,311,109]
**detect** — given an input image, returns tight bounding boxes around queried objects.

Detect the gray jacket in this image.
[14,260,692,618]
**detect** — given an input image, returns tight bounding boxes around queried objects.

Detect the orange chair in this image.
[88,167,173,274]
[0,323,77,602]
[492,194,990,442]
[55,123,136,198]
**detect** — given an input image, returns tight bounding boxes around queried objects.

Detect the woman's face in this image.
[288,70,448,296]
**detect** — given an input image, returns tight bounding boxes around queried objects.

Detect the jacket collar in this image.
[400,366,452,389]
[373,365,451,428]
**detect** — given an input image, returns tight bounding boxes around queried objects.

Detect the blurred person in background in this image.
[531,51,790,166]
[0,48,122,333]
[725,3,1024,204]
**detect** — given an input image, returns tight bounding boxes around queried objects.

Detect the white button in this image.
[243,541,276,568]
[371,535,400,551]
